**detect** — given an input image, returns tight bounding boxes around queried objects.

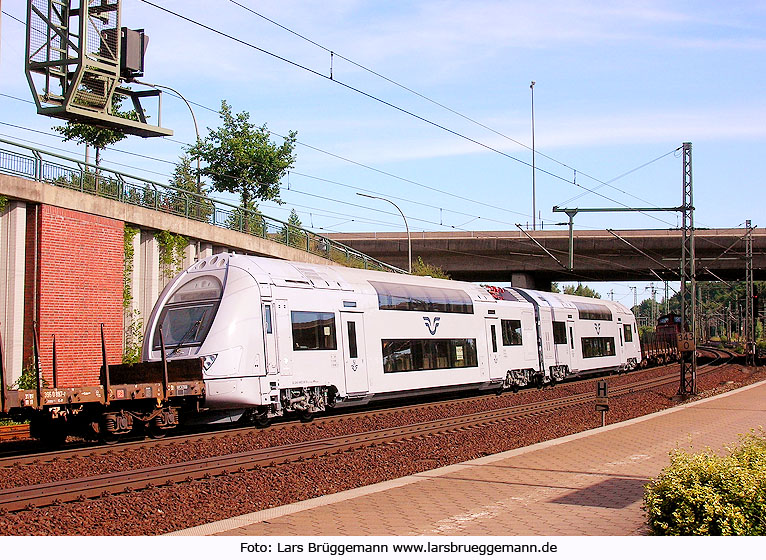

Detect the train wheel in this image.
[252,409,272,428]
[147,423,168,439]
[99,429,122,445]
[298,409,314,423]
[97,412,131,445]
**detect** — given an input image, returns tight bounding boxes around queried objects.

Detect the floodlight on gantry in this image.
[24,0,172,138]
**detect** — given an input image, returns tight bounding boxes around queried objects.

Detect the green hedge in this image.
[644,432,766,535]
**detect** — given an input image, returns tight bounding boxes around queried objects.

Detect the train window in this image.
[573,302,612,321]
[501,319,523,346]
[552,321,567,345]
[264,305,273,334]
[291,311,337,350]
[570,327,574,349]
[581,337,616,358]
[370,281,473,314]
[347,321,358,359]
[153,275,222,350]
[624,324,633,342]
[490,324,498,353]
[381,338,478,373]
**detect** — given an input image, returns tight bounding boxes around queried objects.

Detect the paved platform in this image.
[171,380,766,536]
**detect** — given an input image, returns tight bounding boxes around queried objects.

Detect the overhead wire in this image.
[226,0,680,219]
[3,3,708,232]
[1,6,753,284]
[138,0,680,225]
[0,114,501,231]
[3,90,571,230]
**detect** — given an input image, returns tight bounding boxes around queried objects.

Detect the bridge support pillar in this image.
[511,272,538,289]
[139,231,161,325]
[0,201,27,385]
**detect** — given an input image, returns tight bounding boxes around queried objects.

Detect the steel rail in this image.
[0,345,736,468]
[0,370,694,512]
[0,364,654,467]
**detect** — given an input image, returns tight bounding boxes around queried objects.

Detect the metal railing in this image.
[0,138,404,274]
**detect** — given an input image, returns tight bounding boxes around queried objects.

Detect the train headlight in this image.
[202,354,218,371]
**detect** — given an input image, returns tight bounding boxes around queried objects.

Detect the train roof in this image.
[191,255,628,314]
[519,288,633,315]
[218,254,502,304]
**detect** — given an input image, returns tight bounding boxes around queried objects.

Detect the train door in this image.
[485,318,502,381]
[567,319,577,370]
[274,299,292,376]
[262,301,279,375]
[341,312,369,394]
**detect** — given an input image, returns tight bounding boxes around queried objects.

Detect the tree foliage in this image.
[280,208,307,249]
[166,156,213,222]
[53,94,136,166]
[562,283,600,298]
[644,432,766,535]
[225,200,265,236]
[412,256,450,279]
[189,100,297,208]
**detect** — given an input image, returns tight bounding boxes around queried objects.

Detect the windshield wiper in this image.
[168,311,208,357]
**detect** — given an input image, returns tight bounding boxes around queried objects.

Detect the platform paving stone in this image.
[170,380,766,536]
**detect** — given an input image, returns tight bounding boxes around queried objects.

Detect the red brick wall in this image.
[25,205,124,387]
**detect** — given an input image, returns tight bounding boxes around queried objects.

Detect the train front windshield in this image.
[153,275,223,350]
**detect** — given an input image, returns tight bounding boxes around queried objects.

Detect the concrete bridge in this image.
[328,228,766,287]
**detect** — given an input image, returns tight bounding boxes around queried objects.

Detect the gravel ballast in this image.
[0,364,763,535]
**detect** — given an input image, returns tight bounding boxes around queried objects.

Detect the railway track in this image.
[0,363,653,467]
[0,368,707,512]
[0,348,737,467]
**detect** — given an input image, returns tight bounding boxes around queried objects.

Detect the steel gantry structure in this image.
[553,142,698,397]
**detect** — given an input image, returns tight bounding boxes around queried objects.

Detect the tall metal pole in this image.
[135,80,201,190]
[745,219,754,364]
[679,142,696,396]
[357,193,411,273]
[629,286,637,314]
[530,81,536,231]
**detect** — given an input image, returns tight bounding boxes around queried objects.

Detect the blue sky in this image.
[1,1,764,310]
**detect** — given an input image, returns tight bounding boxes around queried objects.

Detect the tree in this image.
[165,156,213,222]
[562,283,601,298]
[280,208,307,249]
[53,93,136,167]
[412,256,450,279]
[225,200,266,236]
[189,100,297,217]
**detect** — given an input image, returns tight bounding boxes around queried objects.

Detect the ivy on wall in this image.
[0,195,7,212]
[121,228,188,364]
[123,225,142,364]
[155,230,188,280]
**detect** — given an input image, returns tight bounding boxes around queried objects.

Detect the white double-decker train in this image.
[143,254,641,424]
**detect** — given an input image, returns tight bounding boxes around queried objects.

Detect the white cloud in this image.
[308,104,766,166]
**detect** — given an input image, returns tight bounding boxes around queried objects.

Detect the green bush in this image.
[644,432,766,535]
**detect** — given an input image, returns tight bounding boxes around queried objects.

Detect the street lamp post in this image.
[357,193,411,273]
[134,80,201,190]
[530,80,536,231]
